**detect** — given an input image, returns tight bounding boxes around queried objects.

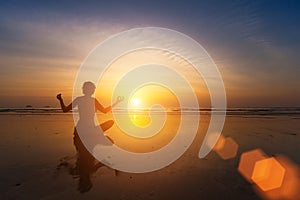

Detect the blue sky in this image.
[0,0,299,107]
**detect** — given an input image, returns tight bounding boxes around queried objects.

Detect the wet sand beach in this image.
[0,113,299,200]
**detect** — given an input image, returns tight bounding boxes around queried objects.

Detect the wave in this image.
[0,108,63,114]
[0,107,300,116]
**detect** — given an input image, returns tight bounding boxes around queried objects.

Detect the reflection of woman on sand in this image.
[56,81,123,193]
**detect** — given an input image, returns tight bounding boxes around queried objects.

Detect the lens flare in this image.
[253,155,300,200]
[73,27,226,173]
[238,149,300,200]
[251,157,286,191]
[238,149,268,183]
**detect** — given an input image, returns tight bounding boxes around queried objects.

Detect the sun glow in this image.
[129,97,150,127]
[126,85,180,129]
[132,98,140,106]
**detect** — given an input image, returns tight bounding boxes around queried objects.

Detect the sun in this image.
[132,98,140,106]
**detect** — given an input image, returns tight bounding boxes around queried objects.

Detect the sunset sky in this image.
[0,0,299,107]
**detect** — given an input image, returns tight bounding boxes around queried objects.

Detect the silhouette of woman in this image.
[56,81,123,192]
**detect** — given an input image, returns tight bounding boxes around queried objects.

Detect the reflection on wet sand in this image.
[56,128,118,193]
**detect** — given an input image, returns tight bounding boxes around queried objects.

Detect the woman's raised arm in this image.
[56,93,72,113]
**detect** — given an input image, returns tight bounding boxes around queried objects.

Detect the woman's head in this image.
[82,81,96,96]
